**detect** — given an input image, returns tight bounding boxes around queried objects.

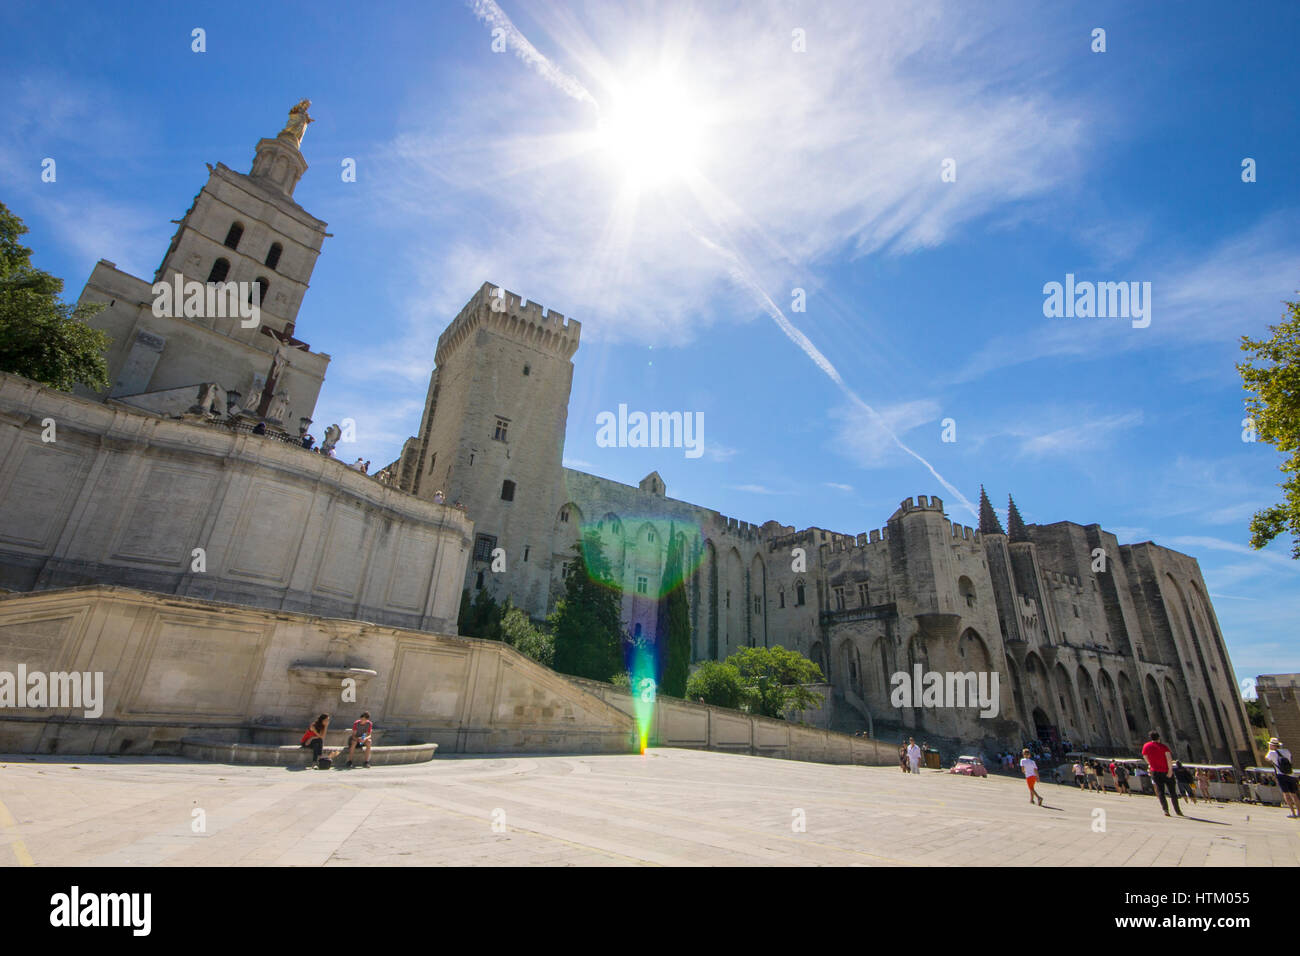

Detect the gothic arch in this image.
[749,553,766,646]
[721,547,744,658]
[957,575,976,609]
[1053,663,1083,742]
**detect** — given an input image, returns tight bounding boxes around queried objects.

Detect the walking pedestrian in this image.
[1173,761,1197,805]
[1111,760,1130,795]
[1265,737,1300,819]
[906,737,922,776]
[1085,760,1104,793]
[899,743,909,773]
[1195,766,1212,803]
[1073,761,1085,789]
[1141,731,1184,817]
[1020,748,1044,806]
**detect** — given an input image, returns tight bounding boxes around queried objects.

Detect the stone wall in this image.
[566,676,898,766]
[0,373,471,633]
[0,586,635,756]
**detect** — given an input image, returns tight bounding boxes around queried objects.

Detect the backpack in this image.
[1277,752,1293,775]
[318,756,333,770]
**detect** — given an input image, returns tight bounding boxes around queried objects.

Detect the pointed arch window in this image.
[223,222,244,250]
[265,242,283,270]
[206,258,230,283]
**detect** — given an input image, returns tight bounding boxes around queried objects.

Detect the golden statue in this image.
[279,99,314,146]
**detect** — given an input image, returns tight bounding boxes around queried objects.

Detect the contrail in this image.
[468,0,599,108]
[692,229,978,520]
[464,2,977,521]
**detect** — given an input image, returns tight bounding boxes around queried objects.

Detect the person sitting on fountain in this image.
[348,712,374,769]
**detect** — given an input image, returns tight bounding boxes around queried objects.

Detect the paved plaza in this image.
[1,748,1297,866]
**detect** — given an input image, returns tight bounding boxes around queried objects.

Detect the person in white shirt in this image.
[1020,748,1044,806]
[1265,737,1299,819]
[906,737,922,776]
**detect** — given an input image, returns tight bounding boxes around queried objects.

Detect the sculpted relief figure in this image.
[267,389,291,423]
[194,382,227,417]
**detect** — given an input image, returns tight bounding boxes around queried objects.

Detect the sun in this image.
[593,73,708,189]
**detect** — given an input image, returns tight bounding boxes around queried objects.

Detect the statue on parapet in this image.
[192,382,228,418]
[266,389,291,424]
[320,423,342,457]
[279,99,314,146]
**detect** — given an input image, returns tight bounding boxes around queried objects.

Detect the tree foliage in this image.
[1239,297,1300,557]
[686,645,824,718]
[685,660,748,710]
[458,587,505,641]
[551,533,624,682]
[657,527,692,698]
[728,645,825,718]
[0,201,109,392]
[501,604,554,668]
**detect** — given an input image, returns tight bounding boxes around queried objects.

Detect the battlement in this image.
[949,522,978,542]
[435,281,582,367]
[889,494,946,520]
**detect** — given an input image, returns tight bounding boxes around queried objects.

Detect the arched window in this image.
[206,258,230,283]
[249,277,269,306]
[223,222,244,250]
[265,242,283,270]
[795,580,806,606]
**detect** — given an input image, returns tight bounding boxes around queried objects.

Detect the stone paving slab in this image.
[1,749,1297,866]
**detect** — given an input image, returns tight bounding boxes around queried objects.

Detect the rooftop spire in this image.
[978,485,1005,535]
[1007,494,1030,543]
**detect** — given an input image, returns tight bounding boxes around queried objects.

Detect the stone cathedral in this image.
[392,283,1256,768]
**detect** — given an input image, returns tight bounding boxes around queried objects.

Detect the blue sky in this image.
[2,1,1297,682]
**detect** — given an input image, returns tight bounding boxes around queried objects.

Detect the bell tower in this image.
[77,101,331,427]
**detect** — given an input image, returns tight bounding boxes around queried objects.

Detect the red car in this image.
[948,755,989,778]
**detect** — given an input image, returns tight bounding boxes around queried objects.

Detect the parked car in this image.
[949,755,988,778]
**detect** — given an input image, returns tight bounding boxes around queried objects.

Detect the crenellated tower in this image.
[399,282,582,613]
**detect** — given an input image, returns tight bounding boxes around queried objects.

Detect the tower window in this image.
[560,507,569,523]
[249,277,269,306]
[778,589,785,609]
[501,480,515,501]
[857,582,869,606]
[523,364,530,376]
[223,222,244,250]
[647,531,655,543]
[475,570,485,589]
[796,582,806,606]
[206,258,230,284]
[523,546,530,562]
[834,586,845,610]
[265,242,283,270]
[636,576,648,594]
[493,418,509,441]
[753,596,762,615]
[473,534,497,563]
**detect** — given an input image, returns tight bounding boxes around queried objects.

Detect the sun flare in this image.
[594,73,708,188]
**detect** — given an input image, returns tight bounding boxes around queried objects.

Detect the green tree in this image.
[500,604,555,668]
[1239,297,1300,557]
[685,660,750,710]
[458,587,505,641]
[657,528,692,698]
[0,201,109,391]
[551,533,624,681]
[727,645,825,719]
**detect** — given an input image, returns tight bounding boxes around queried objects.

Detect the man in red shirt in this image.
[1141,731,1184,817]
